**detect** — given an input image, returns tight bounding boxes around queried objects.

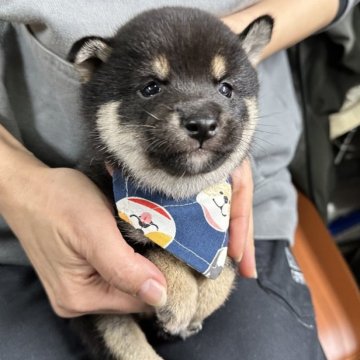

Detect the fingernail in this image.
[234,253,243,263]
[137,279,167,307]
[252,269,258,279]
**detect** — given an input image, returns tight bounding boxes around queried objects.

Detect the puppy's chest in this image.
[112,170,231,279]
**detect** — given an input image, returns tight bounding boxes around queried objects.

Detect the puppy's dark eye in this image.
[218,83,232,98]
[140,81,161,97]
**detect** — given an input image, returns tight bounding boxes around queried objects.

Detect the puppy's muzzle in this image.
[183,117,218,145]
[176,101,221,146]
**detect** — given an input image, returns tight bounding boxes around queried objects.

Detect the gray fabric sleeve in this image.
[0,0,258,58]
[334,0,360,24]
[0,22,22,140]
[0,22,30,265]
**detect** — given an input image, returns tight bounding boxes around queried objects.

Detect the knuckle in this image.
[49,297,74,318]
[51,289,88,317]
[52,305,73,318]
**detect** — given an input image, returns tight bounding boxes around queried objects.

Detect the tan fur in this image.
[242,97,258,142]
[97,315,162,360]
[95,249,235,359]
[191,258,235,327]
[152,55,170,80]
[211,55,226,80]
[146,249,199,336]
[147,249,235,340]
[75,39,112,82]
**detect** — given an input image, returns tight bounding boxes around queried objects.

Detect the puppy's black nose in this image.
[184,118,218,144]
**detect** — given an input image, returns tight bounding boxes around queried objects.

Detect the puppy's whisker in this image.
[243,128,280,136]
[255,111,282,119]
[143,138,170,153]
[251,145,268,155]
[254,125,277,129]
[254,130,280,136]
[158,103,173,111]
[250,136,274,147]
[143,109,163,121]
[242,138,273,155]
[240,132,272,142]
[120,124,157,129]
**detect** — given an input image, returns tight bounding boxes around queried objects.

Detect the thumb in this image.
[86,217,167,307]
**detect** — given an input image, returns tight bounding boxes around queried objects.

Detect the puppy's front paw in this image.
[156,304,195,337]
[178,321,203,339]
[147,249,199,337]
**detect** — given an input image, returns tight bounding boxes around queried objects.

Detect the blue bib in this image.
[112,170,231,279]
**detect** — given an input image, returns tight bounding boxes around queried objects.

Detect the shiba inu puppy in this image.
[69,7,273,360]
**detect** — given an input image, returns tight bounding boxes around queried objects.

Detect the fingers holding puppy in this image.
[0,157,166,317]
[228,158,257,278]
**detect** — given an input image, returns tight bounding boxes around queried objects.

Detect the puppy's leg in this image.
[146,249,198,337]
[96,315,163,360]
[182,258,235,339]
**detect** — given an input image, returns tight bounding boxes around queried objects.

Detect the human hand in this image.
[0,144,167,317]
[228,159,257,278]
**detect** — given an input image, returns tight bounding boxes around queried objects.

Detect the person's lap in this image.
[0,241,325,360]
[0,265,87,360]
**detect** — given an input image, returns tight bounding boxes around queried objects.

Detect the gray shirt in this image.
[0,0,354,265]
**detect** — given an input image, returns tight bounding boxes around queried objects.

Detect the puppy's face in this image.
[70,8,273,197]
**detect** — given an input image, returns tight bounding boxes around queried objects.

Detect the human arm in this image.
[222,0,340,61]
[0,124,167,317]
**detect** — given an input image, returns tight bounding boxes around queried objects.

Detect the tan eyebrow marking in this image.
[152,55,170,80]
[211,55,227,80]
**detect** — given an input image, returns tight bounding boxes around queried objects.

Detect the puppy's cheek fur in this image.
[96,101,122,153]
[242,97,258,147]
[96,101,146,166]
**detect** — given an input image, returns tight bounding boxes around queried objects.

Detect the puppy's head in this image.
[69,7,273,198]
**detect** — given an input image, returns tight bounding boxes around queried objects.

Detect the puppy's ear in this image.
[68,36,113,82]
[239,15,274,67]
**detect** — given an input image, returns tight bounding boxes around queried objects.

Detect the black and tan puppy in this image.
[69,7,273,360]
